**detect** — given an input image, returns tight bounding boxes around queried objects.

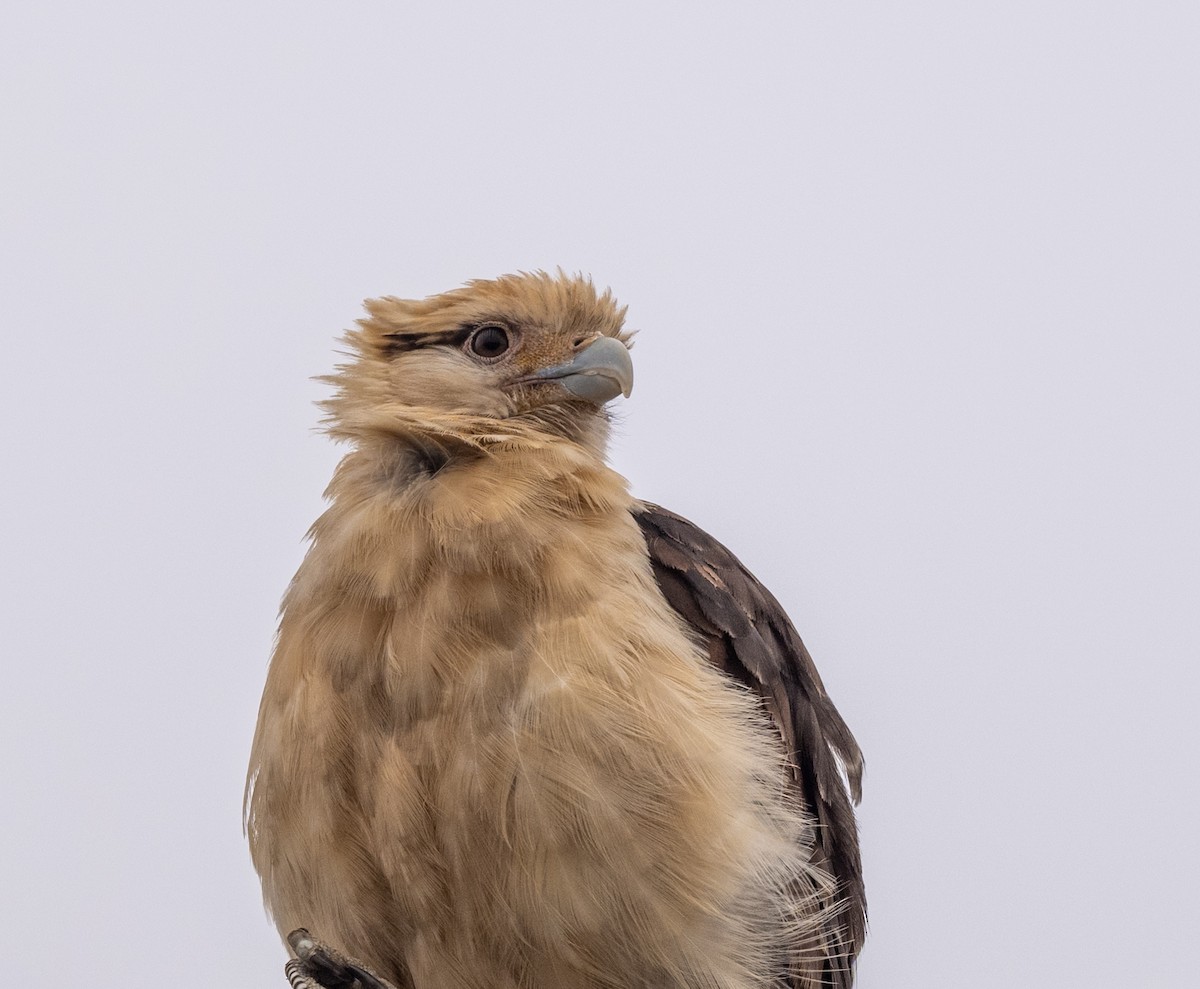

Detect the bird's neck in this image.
[325,403,613,464]
[296,414,632,608]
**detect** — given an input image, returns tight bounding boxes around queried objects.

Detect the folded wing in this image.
[633,501,866,987]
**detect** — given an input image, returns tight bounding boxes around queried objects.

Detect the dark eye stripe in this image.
[381,325,476,355]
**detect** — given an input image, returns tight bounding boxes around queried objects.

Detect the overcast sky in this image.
[2,3,1197,987]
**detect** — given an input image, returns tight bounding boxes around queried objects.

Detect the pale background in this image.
[2,3,1197,987]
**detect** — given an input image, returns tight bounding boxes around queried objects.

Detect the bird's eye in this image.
[468,324,511,360]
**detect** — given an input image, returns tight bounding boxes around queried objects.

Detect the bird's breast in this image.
[248,448,809,988]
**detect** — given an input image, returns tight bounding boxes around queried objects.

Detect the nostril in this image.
[572,335,591,349]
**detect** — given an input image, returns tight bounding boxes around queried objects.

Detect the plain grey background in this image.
[2,2,1197,986]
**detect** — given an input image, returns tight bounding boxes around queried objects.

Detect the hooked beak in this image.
[524,336,634,404]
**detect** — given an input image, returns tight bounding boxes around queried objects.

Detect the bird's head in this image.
[324,271,633,454]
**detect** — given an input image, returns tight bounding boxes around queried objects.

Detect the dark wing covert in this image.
[632,501,866,986]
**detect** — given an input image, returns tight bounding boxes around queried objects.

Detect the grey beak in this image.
[528,336,634,404]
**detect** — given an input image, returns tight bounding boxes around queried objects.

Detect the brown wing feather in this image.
[633,501,866,985]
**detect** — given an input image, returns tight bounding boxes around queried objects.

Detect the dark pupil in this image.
[471,326,509,358]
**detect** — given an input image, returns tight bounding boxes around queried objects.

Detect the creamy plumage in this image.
[246,273,862,989]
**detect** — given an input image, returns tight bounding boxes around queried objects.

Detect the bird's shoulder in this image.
[630,500,867,973]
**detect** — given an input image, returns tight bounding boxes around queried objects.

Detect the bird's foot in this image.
[284,929,407,989]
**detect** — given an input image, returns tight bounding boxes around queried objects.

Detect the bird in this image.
[245,271,865,989]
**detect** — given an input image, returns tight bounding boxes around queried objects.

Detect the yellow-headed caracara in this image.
[246,272,865,989]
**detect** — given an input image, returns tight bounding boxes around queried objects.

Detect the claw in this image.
[283,929,409,989]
